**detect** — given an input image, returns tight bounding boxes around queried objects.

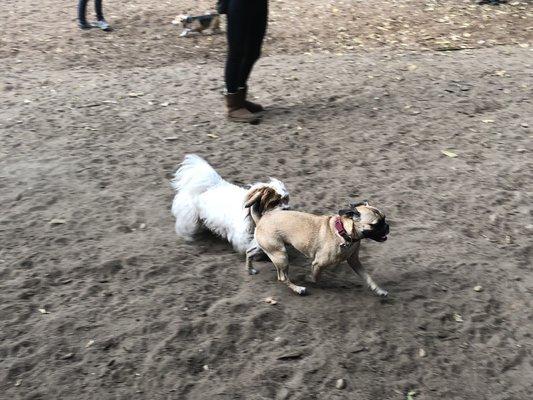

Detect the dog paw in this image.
[248,268,259,275]
[295,286,307,296]
[373,287,388,297]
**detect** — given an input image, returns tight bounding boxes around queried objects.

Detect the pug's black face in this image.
[362,217,389,242]
[339,201,390,242]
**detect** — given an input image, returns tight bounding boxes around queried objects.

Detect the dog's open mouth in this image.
[376,235,388,242]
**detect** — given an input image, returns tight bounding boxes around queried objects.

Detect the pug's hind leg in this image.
[266,249,288,282]
[348,253,388,297]
[266,249,307,296]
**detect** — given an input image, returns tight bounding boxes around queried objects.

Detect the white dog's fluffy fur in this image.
[171,154,289,253]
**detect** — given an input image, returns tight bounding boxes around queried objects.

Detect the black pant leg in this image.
[237,0,268,88]
[78,0,89,22]
[225,0,250,93]
[95,0,104,21]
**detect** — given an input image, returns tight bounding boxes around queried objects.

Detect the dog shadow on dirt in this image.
[190,229,400,298]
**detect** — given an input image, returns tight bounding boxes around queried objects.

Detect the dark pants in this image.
[225,0,268,93]
[78,0,104,22]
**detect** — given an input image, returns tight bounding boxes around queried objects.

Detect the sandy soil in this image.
[1,1,532,399]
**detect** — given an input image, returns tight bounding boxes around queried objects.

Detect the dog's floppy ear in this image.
[244,188,263,208]
[260,188,279,209]
[339,208,361,219]
[350,199,369,208]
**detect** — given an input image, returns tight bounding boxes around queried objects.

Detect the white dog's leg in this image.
[245,239,263,275]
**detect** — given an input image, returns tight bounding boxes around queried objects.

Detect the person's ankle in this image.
[78,20,92,29]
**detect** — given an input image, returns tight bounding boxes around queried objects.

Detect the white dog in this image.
[171,154,290,254]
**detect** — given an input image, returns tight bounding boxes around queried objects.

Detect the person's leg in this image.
[95,0,104,20]
[225,0,249,94]
[237,0,268,113]
[224,0,259,123]
[77,0,92,29]
[92,0,112,31]
[238,0,268,89]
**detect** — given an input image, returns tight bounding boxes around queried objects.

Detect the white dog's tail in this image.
[171,154,222,195]
[171,154,222,239]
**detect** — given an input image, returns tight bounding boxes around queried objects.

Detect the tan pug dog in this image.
[245,201,390,296]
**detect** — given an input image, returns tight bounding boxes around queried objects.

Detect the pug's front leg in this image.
[347,252,388,297]
[308,261,323,283]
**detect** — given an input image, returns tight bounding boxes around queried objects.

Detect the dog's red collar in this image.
[334,217,353,246]
[335,217,347,236]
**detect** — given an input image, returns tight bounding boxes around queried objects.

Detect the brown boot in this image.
[238,86,265,114]
[225,91,260,123]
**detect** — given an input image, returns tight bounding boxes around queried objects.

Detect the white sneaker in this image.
[91,19,112,31]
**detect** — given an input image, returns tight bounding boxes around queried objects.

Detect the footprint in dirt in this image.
[100,259,123,276]
[10,340,36,358]
[6,359,35,382]
[251,309,285,332]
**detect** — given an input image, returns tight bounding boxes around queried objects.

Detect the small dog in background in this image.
[172,12,221,37]
[247,201,390,296]
[171,154,290,254]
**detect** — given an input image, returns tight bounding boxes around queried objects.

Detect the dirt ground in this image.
[1,1,532,399]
